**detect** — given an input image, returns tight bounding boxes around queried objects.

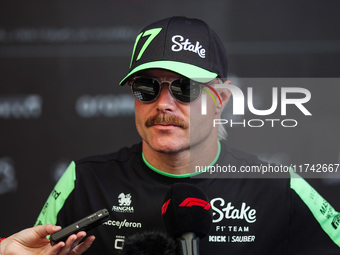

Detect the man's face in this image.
[133,69,219,155]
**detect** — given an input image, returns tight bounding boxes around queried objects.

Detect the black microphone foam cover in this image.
[121,231,177,255]
[162,183,212,238]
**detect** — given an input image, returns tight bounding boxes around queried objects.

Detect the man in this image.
[35,16,340,254]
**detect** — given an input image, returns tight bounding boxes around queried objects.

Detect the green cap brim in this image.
[119,60,218,85]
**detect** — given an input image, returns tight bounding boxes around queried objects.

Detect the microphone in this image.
[162,183,212,255]
[120,231,177,255]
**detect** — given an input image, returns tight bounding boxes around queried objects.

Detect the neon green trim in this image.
[142,141,221,178]
[142,154,191,178]
[136,28,162,62]
[201,88,217,106]
[290,170,340,247]
[130,33,142,68]
[35,162,76,226]
[120,60,218,85]
[130,28,162,68]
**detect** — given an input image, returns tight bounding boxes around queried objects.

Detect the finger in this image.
[69,236,95,255]
[47,241,65,255]
[67,232,87,251]
[75,231,87,240]
[56,232,88,255]
[33,225,62,238]
[56,234,78,255]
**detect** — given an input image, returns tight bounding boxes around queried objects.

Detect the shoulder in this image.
[75,142,142,166]
[219,140,265,166]
[216,140,290,184]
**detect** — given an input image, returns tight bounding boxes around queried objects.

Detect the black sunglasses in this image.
[129,76,204,103]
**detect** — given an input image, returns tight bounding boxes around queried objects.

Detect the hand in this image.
[0,224,95,255]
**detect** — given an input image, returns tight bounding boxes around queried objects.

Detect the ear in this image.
[215,80,232,114]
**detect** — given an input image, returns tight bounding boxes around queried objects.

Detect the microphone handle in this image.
[177,232,200,255]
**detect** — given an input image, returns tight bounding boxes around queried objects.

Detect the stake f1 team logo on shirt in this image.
[112,193,134,213]
[209,198,257,244]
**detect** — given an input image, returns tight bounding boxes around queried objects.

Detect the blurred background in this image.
[1,0,340,236]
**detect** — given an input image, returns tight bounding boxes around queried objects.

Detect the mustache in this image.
[145,114,189,129]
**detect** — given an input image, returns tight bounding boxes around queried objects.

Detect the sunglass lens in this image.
[132,78,160,102]
[171,79,201,103]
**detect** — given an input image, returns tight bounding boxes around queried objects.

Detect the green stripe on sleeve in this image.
[35,161,76,226]
[290,171,340,247]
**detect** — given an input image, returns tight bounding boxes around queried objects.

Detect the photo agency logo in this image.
[200,80,312,128]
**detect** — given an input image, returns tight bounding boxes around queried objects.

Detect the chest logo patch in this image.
[112,193,134,213]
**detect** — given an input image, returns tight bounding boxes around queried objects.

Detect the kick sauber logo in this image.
[112,193,134,213]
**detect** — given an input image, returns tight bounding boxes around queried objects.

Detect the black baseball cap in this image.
[119,16,228,85]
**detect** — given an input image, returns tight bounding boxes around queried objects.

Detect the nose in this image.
[155,83,176,112]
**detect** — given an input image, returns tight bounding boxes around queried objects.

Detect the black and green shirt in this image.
[36,141,340,254]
